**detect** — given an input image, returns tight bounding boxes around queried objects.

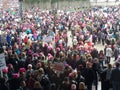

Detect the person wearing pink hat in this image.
[56,47,60,52]
[13,73,19,78]
[19,68,26,74]
[27,64,34,74]
[8,73,20,90]
[2,67,8,74]
[71,84,77,90]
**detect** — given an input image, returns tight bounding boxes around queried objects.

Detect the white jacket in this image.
[106,47,112,57]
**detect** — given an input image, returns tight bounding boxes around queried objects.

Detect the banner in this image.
[0,53,6,71]
[0,0,19,9]
[43,36,53,43]
[51,62,65,73]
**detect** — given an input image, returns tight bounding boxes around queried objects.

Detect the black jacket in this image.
[111,68,120,82]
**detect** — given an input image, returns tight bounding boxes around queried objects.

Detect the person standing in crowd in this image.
[92,58,102,90]
[17,80,28,90]
[91,47,98,59]
[75,71,85,90]
[100,64,112,90]
[79,82,87,90]
[105,45,113,64]
[60,77,71,90]
[33,81,43,90]
[113,44,119,61]
[111,62,120,90]
[101,31,106,45]
[0,77,9,90]
[84,62,94,90]
[98,50,105,67]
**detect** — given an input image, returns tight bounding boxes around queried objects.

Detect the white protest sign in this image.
[51,62,65,73]
[0,53,6,71]
[43,36,53,43]
[0,0,19,9]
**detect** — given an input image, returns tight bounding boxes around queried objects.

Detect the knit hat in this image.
[28,50,32,54]
[33,53,39,57]
[56,47,60,52]
[65,64,69,67]
[13,73,19,78]
[19,68,26,73]
[28,64,32,68]
[71,84,76,90]
[39,52,43,56]
[69,73,75,78]
[2,67,8,73]
[118,56,120,61]
[44,43,48,47]
[48,55,54,60]
[47,46,52,50]
[7,64,13,69]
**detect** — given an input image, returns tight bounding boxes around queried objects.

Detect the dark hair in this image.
[0,48,4,53]
[115,62,120,68]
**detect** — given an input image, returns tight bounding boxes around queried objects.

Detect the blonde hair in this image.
[79,82,86,90]
[34,81,41,89]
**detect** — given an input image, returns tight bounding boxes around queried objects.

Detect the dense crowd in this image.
[0,5,120,90]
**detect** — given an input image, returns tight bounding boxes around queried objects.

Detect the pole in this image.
[19,0,23,19]
[56,0,58,10]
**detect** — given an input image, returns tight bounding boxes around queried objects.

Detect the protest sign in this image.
[0,53,6,71]
[0,0,19,9]
[51,62,65,73]
[43,36,53,43]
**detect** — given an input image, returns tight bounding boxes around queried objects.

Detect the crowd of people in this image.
[0,5,120,90]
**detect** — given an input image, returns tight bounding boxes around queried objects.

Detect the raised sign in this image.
[0,53,6,71]
[0,0,19,9]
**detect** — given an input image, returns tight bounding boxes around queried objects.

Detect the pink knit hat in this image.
[2,67,8,73]
[118,56,120,61]
[65,64,69,67]
[19,68,26,73]
[13,73,19,78]
[47,46,52,50]
[44,43,48,47]
[7,64,13,69]
[33,53,39,57]
[56,47,60,52]
[71,84,76,90]
[39,52,44,57]
[28,50,32,54]
[48,55,54,60]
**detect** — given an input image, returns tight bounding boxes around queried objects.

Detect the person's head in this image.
[86,61,92,68]
[34,81,41,89]
[20,80,26,88]
[28,64,32,69]
[33,70,39,77]
[115,62,120,68]
[71,84,76,90]
[99,50,103,54]
[51,83,56,90]
[87,57,92,62]
[79,82,86,90]
[77,71,81,76]
[94,58,99,63]
[63,77,70,84]
[107,63,112,69]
